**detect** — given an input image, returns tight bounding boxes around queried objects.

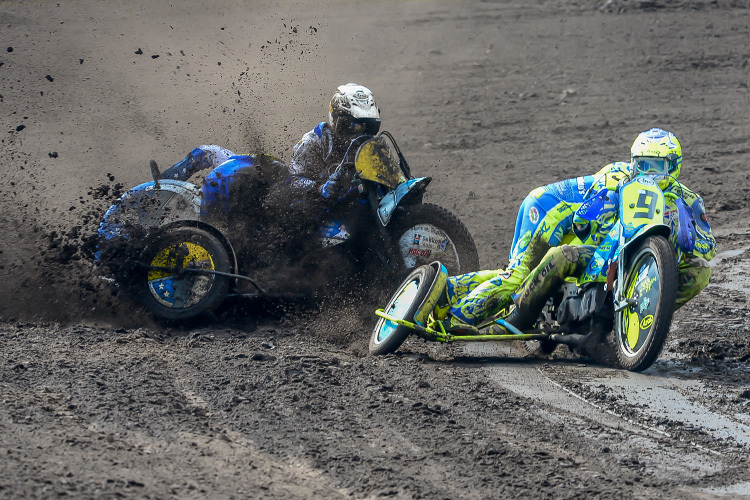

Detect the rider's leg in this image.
[445,206,575,327]
[509,189,568,262]
[675,256,711,310]
[505,245,596,331]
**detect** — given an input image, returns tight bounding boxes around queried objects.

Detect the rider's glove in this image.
[319,179,343,199]
[319,169,346,199]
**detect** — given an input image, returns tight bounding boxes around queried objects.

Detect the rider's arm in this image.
[287,123,333,194]
[689,193,717,262]
[591,162,631,191]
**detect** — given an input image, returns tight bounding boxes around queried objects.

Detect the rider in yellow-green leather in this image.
[430,128,715,334]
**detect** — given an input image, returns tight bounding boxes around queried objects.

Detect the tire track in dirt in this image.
[464,233,750,495]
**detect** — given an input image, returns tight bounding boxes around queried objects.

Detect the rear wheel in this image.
[141,226,231,322]
[615,235,677,371]
[390,203,480,276]
[370,264,437,355]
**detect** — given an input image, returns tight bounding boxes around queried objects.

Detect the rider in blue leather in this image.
[287,83,381,200]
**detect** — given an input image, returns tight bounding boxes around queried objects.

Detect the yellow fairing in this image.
[620,177,664,233]
[147,242,215,281]
[354,136,407,189]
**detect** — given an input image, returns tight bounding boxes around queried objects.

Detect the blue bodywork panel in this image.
[377,177,431,226]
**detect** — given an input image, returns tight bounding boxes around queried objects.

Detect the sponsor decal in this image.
[636,263,650,284]
[529,206,540,225]
[577,177,586,195]
[700,213,708,223]
[639,296,651,314]
[639,276,657,294]
[440,239,448,251]
[352,90,369,103]
[664,209,677,227]
[539,221,551,235]
[421,235,447,245]
[640,315,654,329]
[408,248,432,258]
[523,259,554,301]
[413,234,421,245]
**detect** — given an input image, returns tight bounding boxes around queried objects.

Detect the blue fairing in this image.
[377,177,431,226]
[201,155,256,216]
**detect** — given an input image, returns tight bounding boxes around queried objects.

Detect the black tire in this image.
[390,203,480,276]
[140,226,231,322]
[615,235,678,371]
[370,264,437,355]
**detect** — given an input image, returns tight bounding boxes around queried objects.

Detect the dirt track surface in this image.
[1,0,750,498]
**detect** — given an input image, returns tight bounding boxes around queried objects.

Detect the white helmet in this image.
[328,83,381,138]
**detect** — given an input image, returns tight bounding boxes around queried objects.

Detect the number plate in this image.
[619,177,664,235]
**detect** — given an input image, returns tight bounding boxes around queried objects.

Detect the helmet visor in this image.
[633,156,670,177]
[338,116,381,137]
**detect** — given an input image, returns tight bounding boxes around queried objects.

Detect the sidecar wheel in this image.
[615,236,677,371]
[390,203,480,276]
[370,263,437,355]
[141,226,231,322]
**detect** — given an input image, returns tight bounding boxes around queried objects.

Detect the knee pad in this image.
[560,244,580,263]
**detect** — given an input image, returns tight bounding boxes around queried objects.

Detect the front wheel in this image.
[615,235,678,371]
[140,226,231,322]
[370,263,438,355]
[390,203,480,276]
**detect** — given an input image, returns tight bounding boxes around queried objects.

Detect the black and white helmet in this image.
[328,83,381,138]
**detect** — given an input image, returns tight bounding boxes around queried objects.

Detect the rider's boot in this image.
[429,313,481,336]
[427,311,479,335]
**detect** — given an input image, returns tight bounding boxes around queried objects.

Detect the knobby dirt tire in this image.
[390,203,480,276]
[140,226,231,322]
[370,264,437,355]
[615,235,678,371]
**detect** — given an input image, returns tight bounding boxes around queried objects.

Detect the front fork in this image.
[367,188,405,272]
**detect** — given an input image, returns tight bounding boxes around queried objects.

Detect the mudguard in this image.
[99,179,202,239]
[618,223,672,267]
[377,177,431,226]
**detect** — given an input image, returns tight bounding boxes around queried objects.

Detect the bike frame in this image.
[374,308,549,343]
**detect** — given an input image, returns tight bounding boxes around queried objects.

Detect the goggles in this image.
[633,156,670,177]
[339,116,381,136]
[632,153,679,177]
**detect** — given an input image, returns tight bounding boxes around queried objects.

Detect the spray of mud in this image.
[0,0,355,332]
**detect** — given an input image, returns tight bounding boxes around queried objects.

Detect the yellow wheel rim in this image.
[147,242,215,281]
[147,241,216,308]
[624,275,640,349]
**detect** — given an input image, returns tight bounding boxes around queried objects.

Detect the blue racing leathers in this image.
[288,122,347,198]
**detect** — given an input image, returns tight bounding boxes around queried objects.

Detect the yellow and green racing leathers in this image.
[438,162,715,328]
